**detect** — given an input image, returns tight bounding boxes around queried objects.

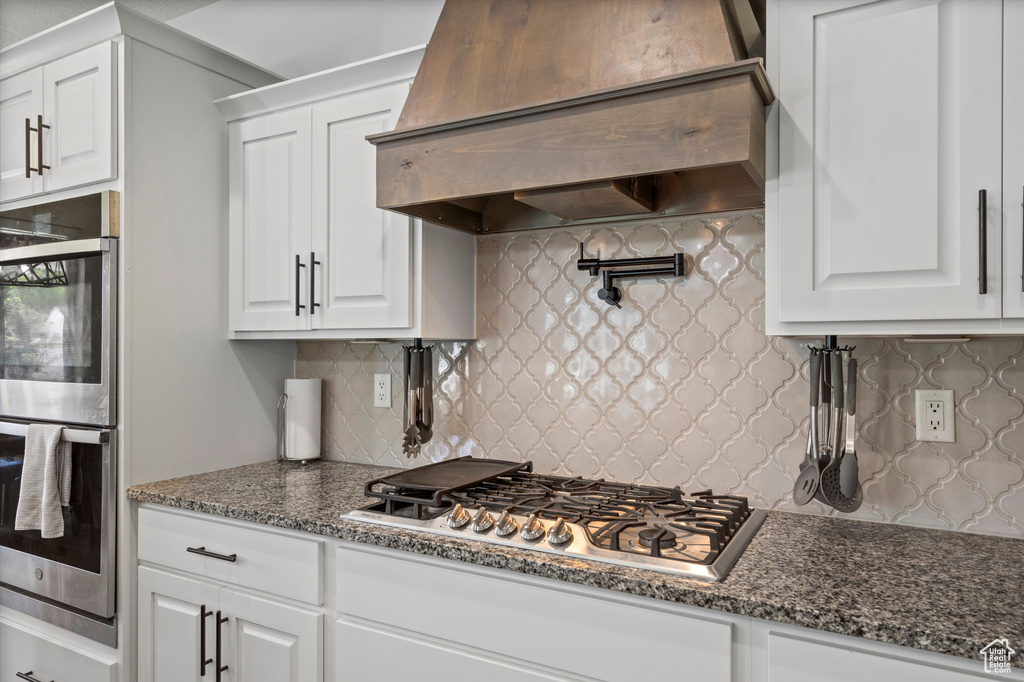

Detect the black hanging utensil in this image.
[420,344,434,444]
[840,357,860,499]
[793,350,822,506]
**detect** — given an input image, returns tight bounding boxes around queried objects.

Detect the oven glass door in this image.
[0,239,116,426]
[0,423,114,618]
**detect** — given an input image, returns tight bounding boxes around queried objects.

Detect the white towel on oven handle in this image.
[15,423,73,539]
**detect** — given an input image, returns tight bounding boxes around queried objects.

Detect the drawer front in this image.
[336,544,733,682]
[0,619,116,682]
[768,632,996,682]
[336,620,573,682]
[138,507,323,605]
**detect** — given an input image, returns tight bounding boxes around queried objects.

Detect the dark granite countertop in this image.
[127,459,1024,668]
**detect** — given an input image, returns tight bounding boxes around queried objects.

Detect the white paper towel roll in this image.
[284,378,321,461]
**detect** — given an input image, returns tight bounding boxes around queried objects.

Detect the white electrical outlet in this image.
[373,373,391,408]
[915,389,955,442]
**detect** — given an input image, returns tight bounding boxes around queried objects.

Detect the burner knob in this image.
[494,510,519,537]
[547,518,573,545]
[520,513,545,541]
[471,507,495,532]
[447,503,471,529]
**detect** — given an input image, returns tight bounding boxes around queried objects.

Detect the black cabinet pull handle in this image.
[36,115,49,176]
[295,254,306,317]
[978,189,988,295]
[310,251,321,314]
[26,115,50,177]
[16,672,51,682]
[187,546,237,562]
[200,604,213,676]
[24,118,31,178]
[216,610,229,682]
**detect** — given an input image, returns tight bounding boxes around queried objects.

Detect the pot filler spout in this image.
[370,0,774,235]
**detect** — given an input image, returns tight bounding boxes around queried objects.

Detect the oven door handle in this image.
[0,421,110,445]
[0,237,112,265]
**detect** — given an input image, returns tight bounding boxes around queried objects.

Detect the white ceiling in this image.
[0,0,219,49]
[1,0,444,80]
[168,0,444,79]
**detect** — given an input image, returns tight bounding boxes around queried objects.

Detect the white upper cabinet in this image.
[219,47,476,340]
[1004,0,1024,319]
[230,107,313,332]
[0,41,115,203]
[767,0,1023,334]
[42,41,116,193]
[0,68,44,199]
[312,84,411,330]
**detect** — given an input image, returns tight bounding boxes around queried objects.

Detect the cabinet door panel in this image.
[778,0,1002,322]
[1004,0,1024,319]
[312,84,411,330]
[230,107,312,331]
[42,41,116,192]
[138,566,221,682]
[0,68,44,201]
[220,587,323,682]
[336,620,572,682]
[768,632,990,681]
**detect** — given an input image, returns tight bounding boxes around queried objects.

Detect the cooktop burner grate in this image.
[346,458,765,581]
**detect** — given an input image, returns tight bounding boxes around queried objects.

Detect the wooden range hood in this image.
[369,0,774,234]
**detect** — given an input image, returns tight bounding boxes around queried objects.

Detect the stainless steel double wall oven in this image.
[0,192,118,644]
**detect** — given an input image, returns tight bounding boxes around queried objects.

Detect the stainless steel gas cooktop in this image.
[343,457,765,582]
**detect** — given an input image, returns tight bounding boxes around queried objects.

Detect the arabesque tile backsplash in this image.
[297,212,1024,538]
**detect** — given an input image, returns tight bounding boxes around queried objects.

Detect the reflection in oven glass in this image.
[0,433,103,573]
[0,254,102,383]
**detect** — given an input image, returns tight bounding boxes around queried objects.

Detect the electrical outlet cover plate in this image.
[915,389,955,443]
[373,373,391,408]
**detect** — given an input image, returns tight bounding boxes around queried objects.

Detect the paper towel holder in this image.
[277,393,288,461]
[277,379,322,462]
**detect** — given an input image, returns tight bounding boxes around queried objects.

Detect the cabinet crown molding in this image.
[215,45,426,123]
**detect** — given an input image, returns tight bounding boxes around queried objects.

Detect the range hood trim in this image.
[374,69,769,225]
[368,58,773,146]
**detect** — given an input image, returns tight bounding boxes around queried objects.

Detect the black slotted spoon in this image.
[821,352,862,512]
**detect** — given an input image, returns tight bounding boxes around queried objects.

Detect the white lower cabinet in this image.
[219,588,322,682]
[336,621,569,682]
[135,507,1023,681]
[139,567,323,682]
[137,506,323,606]
[137,567,220,682]
[336,542,735,682]
[335,542,1024,682]
[761,629,1002,682]
[0,619,116,682]
[137,507,325,682]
